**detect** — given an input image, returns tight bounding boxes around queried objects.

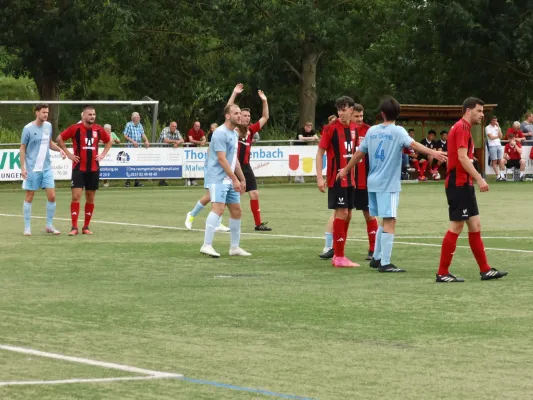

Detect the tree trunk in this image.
[298,46,319,128]
[35,74,60,138]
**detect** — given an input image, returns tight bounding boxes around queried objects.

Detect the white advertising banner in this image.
[484,145,533,175]
[0,149,71,181]
[182,145,326,178]
[0,145,325,181]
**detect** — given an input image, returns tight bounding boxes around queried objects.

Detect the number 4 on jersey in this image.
[374,140,385,161]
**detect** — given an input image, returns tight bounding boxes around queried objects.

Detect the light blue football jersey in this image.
[21,121,53,172]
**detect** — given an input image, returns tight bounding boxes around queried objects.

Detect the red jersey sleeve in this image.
[249,122,261,134]
[100,126,111,143]
[318,125,333,150]
[60,125,75,141]
[504,143,511,154]
[456,125,471,149]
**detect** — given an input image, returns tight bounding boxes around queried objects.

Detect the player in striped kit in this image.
[20,103,66,236]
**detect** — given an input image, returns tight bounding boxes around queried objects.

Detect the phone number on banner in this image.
[100,166,183,179]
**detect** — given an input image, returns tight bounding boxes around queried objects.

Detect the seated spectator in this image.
[520,112,533,140]
[100,124,120,188]
[405,129,427,181]
[485,116,505,181]
[433,130,448,177]
[157,121,183,186]
[207,123,218,142]
[504,133,526,181]
[418,130,436,177]
[186,121,206,186]
[296,122,319,144]
[506,121,525,142]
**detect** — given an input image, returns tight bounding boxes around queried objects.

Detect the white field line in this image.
[0,213,531,254]
[0,344,182,379]
[0,375,169,387]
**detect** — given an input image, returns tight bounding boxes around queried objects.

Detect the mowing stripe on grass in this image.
[0,213,531,254]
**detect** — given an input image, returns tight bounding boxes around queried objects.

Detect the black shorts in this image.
[242,164,257,192]
[353,188,369,211]
[328,186,354,210]
[71,169,99,190]
[506,159,521,169]
[445,185,479,221]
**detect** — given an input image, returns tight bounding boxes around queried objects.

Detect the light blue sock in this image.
[190,201,205,217]
[23,201,32,230]
[381,232,395,266]
[46,201,56,228]
[204,212,220,245]
[229,218,241,248]
[325,232,333,248]
[373,225,383,260]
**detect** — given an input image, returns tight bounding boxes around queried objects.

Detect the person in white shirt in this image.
[485,116,505,180]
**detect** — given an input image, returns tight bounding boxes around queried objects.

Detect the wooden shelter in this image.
[376,104,498,175]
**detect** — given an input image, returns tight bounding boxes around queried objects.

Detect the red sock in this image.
[250,199,261,226]
[333,218,346,258]
[411,159,420,173]
[70,202,80,228]
[420,162,427,177]
[366,218,379,252]
[468,231,491,273]
[438,230,459,275]
[84,203,95,228]
[344,219,350,237]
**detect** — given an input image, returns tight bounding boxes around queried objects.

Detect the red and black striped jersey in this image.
[319,120,357,188]
[354,123,371,190]
[60,123,110,172]
[237,122,261,165]
[446,118,474,188]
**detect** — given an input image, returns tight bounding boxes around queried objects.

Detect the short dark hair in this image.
[491,116,498,120]
[408,128,415,133]
[82,104,95,111]
[462,97,484,114]
[335,96,355,110]
[241,108,251,113]
[379,96,401,121]
[440,130,448,135]
[525,112,532,119]
[353,103,364,112]
[428,130,436,135]
[34,103,49,111]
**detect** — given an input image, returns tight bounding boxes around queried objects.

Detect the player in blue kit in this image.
[20,103,66,236]
[338,97,446,272]
[200,103,249,258]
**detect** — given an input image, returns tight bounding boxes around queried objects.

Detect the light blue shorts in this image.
[488,146,503,161]
[22,169,55,191]
[368,192,400,218]
[209,183,240,204]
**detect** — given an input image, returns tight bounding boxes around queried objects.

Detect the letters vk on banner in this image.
[0,149,71,181]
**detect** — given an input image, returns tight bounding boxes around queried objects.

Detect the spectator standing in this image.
[520,112,533,140]
[504,133,526,181]
[485,116,505,180]
[102,124,120,187]
[123,112,150,187]
[207,123,218,142]
[157,121,183,186]
[506,121,526,142]
[187,121,206,186]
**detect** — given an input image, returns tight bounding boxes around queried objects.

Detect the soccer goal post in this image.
[0,100,160,142]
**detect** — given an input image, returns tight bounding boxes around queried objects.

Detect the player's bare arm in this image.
[227,83,244,107]
[19,144,27,179]
[216,150,241,193]
[235,160,246,194]
[96,139,113,162]
[49,140,66,159]
[316,147,326,192]
[411,142,447,163]
[55,136,80,163]
[337,150,365,180]
[457,147,488,192]
[258,90,269,128]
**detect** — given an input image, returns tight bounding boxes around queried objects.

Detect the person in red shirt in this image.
[436,97,508,283]
[505,121,526,142]
[316,96,359,268]
[185,122,206,186]
[319,104,379,261]
[56,105,112,236]
[504,132,526,180]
